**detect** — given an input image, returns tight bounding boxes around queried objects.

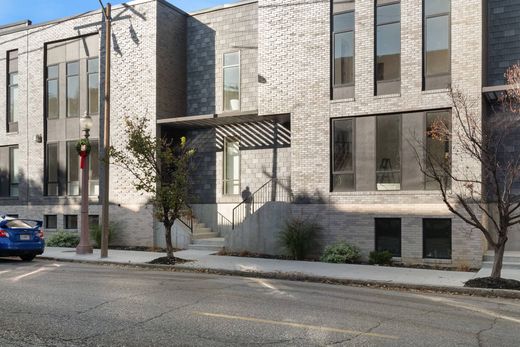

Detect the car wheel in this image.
[20,254,36,262]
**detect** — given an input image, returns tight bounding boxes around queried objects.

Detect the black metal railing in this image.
[217,211,233,236]
[177,206,193,233]
[232,178,292,229]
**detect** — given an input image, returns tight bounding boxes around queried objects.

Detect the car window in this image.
[6,219,33,228]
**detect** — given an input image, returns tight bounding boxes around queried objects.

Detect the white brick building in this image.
[1,0,518,267]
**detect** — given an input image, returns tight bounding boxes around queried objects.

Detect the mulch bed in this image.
[148,256,191,265]
[464,277,520,290]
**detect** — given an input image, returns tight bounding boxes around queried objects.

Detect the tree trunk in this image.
[164,221,175,260]
[491,237,507,279]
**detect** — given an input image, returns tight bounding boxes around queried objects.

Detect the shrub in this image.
[369,250,394,265]
[279,218,321,260]
[46,230,80,248]
[320,242,361,263]
[90,221,121,248]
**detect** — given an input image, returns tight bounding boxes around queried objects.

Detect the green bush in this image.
[320,242,360,263]
[279,218,321,260]
[90,221,121,248]
[46,230,80,248]
[369,250,394,265]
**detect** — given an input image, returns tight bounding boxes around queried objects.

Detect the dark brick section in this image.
[487,0,520,86]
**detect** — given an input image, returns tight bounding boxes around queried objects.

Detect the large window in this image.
[89,141,99,196]
[425,111,451,189]
[333,11,354,86]
[375,218,401,257]
[64,215,78,230]
[45,215,57,229]
[87,58,99,114]
[67,141,80,196]
[7,50,18,133]
[46,143,59,196]
[376,115,401,190]
[423,0,450,90]
[0,145,19,197]
[423,218,451,259]
[47,65,59,119]
[223,52,240,112]
[332,118,355,191]
[375,1,400,95]
[66,61,80,117]
[224,138,240,195]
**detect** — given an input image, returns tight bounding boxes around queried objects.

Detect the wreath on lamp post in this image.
[76,139,91,169]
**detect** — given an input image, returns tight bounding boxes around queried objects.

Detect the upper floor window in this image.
[87,58,99,114]
[66,61,80,117]
[47,65,59,119]
[0,145,19,197]
[423,0,451,90]
[223,52,240,112]
[333,11,354,87]
[7,50,18,133]
[375,1,400,95]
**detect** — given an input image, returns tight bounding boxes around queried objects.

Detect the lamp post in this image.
[77,113,94,255]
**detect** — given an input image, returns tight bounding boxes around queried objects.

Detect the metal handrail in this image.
[232,178,292,229]
[217,211,233,236]
[177,205,193,233]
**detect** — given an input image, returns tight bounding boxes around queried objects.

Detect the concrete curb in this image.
[37,256,520,299]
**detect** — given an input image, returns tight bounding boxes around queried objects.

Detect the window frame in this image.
[88,140,99,196]
[46,64,60,120]
[64,215,78,230]
[87,57,99,115]
[332,10,355,88]
[424,110,452,190]
[66,60,80,118]
[44,215,58,229]
[223,51,241,112]
[6,50,18,133]
[375,1,401,85]
[422,0,451,88]
[45,142,60,196]
[331,118,356,192]
[375,114,402,191]
[423,218,452,259]
[223,136,241,196]
[375,218,402,257]
[66,141,80,196]
[8,146,19,197]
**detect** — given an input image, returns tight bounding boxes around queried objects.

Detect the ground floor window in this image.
[0,145,20,197]
[89,215,99,227]
[45,215,57,229]
[376,115,401,190]
[223,137,240,195]
[375,218,401,257]
[332,118,355,191]
[64,215,78,230]
[423,218,451,259]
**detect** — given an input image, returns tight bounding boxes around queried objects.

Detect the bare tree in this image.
[110,117,195,260]
[416,65,520,279]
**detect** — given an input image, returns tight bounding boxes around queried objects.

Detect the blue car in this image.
[0,215,45,262]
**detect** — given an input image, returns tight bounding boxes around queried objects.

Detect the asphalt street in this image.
[0,258,519,347]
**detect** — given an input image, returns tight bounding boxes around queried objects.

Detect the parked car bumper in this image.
[0,239,45,257]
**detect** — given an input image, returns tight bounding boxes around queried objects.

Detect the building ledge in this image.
[158,111,290,129]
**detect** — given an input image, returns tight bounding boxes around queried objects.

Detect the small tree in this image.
[110,117,195,259]
[417,65,520,279]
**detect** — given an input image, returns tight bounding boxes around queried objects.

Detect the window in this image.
[224,138,240,195]
[46,143,59,196]
[45,215,57,229]
[87,58,99,114]
[7,50,18,133]
[0,145,19,197]
[423,218,451,259]
[66,61,80,117]
[425,111,451,189]
[333,11,354,86]
[89,141,99,196]
[376,115,401,190]
[375,1,400,95]
[9,147,19,197]
[88,215,99,227]
[423,0,450,90]
[332,118,355,191]
[223,52,240,112]
[47,65,59,119]
[375,218,401,257]
[64,215,78,230]
[67,141,80,196]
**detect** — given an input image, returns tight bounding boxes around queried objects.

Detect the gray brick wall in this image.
[187,1,258,116]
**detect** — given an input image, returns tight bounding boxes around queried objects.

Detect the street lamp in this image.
[76,113,93,255]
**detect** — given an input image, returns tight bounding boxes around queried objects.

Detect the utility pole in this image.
[100,2,111,258]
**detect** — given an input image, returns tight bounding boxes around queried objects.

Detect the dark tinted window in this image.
[376,115,401,190]
[46,143,59,196]
[47,65,59,119]
[425,111,451,189]
[67,141,80,196]
[332,119,355,191]
[64,215,78,230]
[88,215,99,227]
[423,218,451,259]
[375,218,401,257]
[45,215,57,229]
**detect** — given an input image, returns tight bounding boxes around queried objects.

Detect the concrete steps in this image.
[482,251,520,270]
[187,237,224,252]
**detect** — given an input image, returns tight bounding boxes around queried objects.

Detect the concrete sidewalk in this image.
[39,247,520,296]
